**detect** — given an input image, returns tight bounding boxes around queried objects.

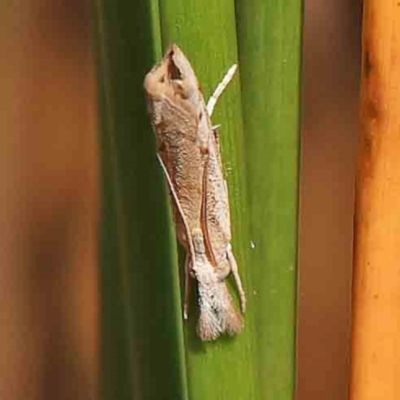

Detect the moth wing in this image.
[157,154,195,260]
[200,156,219,268]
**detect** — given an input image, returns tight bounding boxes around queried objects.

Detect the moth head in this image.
[164,44,200,101]
[166,45,197,84]
[143,44,203,120]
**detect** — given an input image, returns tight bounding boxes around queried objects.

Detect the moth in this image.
[144,44,246,340]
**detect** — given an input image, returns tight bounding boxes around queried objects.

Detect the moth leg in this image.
[157,154,196,317]
[206,64,237,116]
[226,244,246,313]
[215,260,231,281]
[183,252,191,319]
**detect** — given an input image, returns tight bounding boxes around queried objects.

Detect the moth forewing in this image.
[191,228,243,340]
[203,129,246,313]
[144,45,206,240]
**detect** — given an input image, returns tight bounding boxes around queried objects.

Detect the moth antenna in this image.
[206,64,237,116]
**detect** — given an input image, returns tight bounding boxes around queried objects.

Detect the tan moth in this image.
[144,45,245,340]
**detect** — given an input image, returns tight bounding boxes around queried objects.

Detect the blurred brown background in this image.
[0,1,98,399]
[298,1,361,399]
[0,0,361,399]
